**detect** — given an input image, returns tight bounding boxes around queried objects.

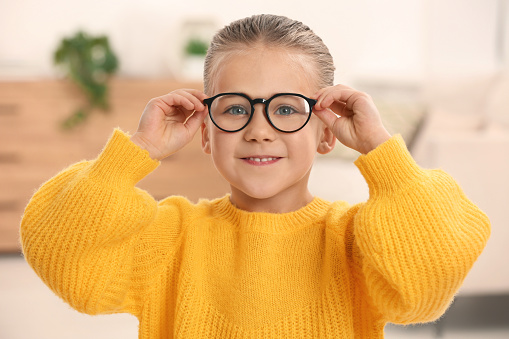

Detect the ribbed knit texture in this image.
[20,129,491,338]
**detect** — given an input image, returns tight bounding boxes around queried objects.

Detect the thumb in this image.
[184,109,208,136]
[313,108,339,132]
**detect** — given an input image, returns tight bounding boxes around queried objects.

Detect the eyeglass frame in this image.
[203,92,317,133]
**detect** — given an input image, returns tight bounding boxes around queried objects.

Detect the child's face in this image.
[201,47,335,212]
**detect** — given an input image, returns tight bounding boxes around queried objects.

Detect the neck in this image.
[229,186,314,213]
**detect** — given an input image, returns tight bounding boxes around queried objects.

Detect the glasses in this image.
[203,92,317,133]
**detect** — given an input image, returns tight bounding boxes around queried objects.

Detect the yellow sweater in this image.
[20,130,490,338]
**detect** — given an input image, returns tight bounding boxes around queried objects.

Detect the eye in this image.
[275,105,297,116]
[224,105,249,115]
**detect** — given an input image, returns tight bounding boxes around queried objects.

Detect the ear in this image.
[201,122,211,154]
[317,125,336,155]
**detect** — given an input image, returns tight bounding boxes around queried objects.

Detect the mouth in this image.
[240,156,282,166]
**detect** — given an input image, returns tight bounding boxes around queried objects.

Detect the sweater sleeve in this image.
[352,135,490,324]
[20,129,171,316]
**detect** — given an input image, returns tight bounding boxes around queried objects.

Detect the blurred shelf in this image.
[0,78,230,252]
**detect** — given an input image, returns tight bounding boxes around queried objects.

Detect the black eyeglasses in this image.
[203,92,316,133]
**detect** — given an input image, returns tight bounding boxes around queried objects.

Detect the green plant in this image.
[184,38,208,56]
[54,31,119,129]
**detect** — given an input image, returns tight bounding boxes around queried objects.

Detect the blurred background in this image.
[1,0,508,338]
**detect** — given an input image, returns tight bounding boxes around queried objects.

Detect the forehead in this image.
[212,47,318,97]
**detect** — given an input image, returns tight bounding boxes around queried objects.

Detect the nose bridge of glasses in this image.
[247,98,274,131]
[251,98,269,115]
[252,98,267,106]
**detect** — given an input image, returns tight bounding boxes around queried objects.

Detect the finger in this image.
[316,89,356,111]
[328,100,351,117]
[313,87,328,99]
[312,108,339,132]
[183,88,209,102]
[175,89,207,111]
[184,108,208,135]
[314,84,353,99]
[158,94,196,113]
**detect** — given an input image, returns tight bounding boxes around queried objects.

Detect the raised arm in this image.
[314,84,490,323]
[20,130,161,315]
[353,135,490,324]
[20,89,209,316]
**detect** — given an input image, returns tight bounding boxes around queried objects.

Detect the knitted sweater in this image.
[20,129,490,338]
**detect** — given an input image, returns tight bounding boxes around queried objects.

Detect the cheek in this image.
[302,119,326,149]
[286,133,319,161]
[209,130,237,157]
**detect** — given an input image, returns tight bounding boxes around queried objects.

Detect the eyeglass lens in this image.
[209,94,311,132]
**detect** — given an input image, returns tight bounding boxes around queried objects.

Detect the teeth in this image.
[248,157,277,162]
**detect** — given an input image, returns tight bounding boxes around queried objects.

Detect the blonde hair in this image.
[203,14,335,95]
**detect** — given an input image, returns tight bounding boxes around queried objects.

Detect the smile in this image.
[247,157,278,162]
[241,156,282,165]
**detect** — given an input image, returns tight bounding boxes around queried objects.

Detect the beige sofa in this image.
[411,72,509,295]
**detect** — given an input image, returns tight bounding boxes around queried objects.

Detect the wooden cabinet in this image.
[0,79,230,252]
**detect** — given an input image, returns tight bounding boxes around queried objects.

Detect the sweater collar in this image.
[211,195,331,234]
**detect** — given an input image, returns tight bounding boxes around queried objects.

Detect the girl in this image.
[21,14,490,338]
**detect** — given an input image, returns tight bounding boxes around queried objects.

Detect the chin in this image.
[231,184,281,201]
[242,189,279,201]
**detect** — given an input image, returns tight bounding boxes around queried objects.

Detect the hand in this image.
[130,89,208,160]
[313,84,391,154]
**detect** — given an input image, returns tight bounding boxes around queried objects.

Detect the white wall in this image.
[0,0,505,84]
[426,0,501,75]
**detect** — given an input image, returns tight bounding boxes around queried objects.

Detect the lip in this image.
[240,155,282,166]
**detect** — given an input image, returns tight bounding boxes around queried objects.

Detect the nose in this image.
[243,104,276,142]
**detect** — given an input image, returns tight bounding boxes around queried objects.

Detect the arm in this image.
[352,135,490,324]
[314,85,490,323]
[21,130,161,315]
[21,89,208,316]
